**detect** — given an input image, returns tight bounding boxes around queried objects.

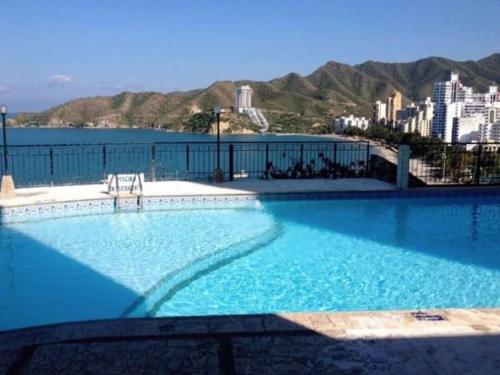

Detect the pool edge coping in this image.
[3,185,500,206]
[1,308,499,349]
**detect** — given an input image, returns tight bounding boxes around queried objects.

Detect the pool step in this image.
[113,195,143,212]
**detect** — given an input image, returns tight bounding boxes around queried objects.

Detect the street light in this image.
[1,105,8,174]
[212,105,224,183]
[0,104,15,198]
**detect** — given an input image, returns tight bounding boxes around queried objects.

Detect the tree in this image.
[186,113,214,133]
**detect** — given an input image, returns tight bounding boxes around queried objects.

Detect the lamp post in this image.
[0,104,15,198]
[212,105,224,183]
[1,105,8,173]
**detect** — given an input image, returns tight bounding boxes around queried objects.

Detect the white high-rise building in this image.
[418,97,434,136]
[480,102,500,142]
[431,72,469,139]
[332,115,370,130]
[235,85,253,112]
[372,100,387,125]
[486,102,500,124]
[233,85,269,131]
[398,97,434,136]
[442,102,462,143]
[431,72,500,142]
[453,114,483,142]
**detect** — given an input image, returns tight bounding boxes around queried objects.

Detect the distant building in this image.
[431,72,500,142]
[371,72,499,142]
[234,85,269,131]
[453,114,483,143]
[332,115,370,131]
[386,91,402,126]
[480,102,500,142]
[442,102,464,143]
[482,121,500,143]
[486,101,500,124]
[372,100,387,125]
[235,85,253,112]
[398,97,433,136]
[431,72,463,139]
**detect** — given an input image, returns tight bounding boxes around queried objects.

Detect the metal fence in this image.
[0,141,371,187]
[408,142,500,186]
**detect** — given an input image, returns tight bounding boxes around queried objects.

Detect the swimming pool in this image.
[1,192,499,331]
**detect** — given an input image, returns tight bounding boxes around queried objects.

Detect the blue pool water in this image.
[1,195,500,330]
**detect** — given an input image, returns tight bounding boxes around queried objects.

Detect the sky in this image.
[1,0,500,112]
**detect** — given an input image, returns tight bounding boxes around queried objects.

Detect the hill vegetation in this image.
[15,53,500,133]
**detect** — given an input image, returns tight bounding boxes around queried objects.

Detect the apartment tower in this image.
[235,85,253,112]
[386,91,402,126]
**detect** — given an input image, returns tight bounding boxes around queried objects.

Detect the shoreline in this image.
[8,126,349,138]
[10,126,348,136]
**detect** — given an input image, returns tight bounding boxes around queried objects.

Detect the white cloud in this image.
[0,84,14,92]
[98,80,144,92]
[48,74,73,86]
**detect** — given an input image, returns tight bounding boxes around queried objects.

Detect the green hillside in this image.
[16,53,500,133]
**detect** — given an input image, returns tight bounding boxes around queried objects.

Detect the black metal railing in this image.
[408,142,500,186]
[0,141,371,187]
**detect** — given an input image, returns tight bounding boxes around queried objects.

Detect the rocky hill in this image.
[16,53,500,133]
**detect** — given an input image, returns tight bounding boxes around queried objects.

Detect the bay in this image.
[4,128,335,145]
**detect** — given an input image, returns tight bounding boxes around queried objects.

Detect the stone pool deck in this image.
[0,178,395,207]
[1,309,499,374]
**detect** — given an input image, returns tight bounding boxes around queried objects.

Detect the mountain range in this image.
[15,53,500,132]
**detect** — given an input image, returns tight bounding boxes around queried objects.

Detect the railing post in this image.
[49,148,54,186]
[265,143,269,166]
[186,144,190,174]
[102,146,107,178]
[333,143,337,178]
[474,144,482,185]
[49,148,54,176]
[229,144,234,181]
[300,143,304,164]
[365,142,370,177]
[397,144,410,190]
[151,144,156,182]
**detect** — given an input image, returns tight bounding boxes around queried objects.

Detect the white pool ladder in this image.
[107,173,144,211]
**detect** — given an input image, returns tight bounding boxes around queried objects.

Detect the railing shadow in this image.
[0,224,139,331]
[263,196,500,271]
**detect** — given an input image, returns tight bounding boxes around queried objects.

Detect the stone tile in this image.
[341,312,402,330]
[163,318,211,335]
[1,310,500,374]
[266,314,314,331]
[232,335,435,374]
[409,335,500,375]
[209,317,246,333]
[0,347,25,374]
[315,328,348,339]
[473,309,500,325]
[23,339,219,375]
[307,313,335,330]
[241,317,265,333]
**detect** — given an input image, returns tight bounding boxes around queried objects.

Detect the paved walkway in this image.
[0,178,395,207]
[1,309,499,374]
